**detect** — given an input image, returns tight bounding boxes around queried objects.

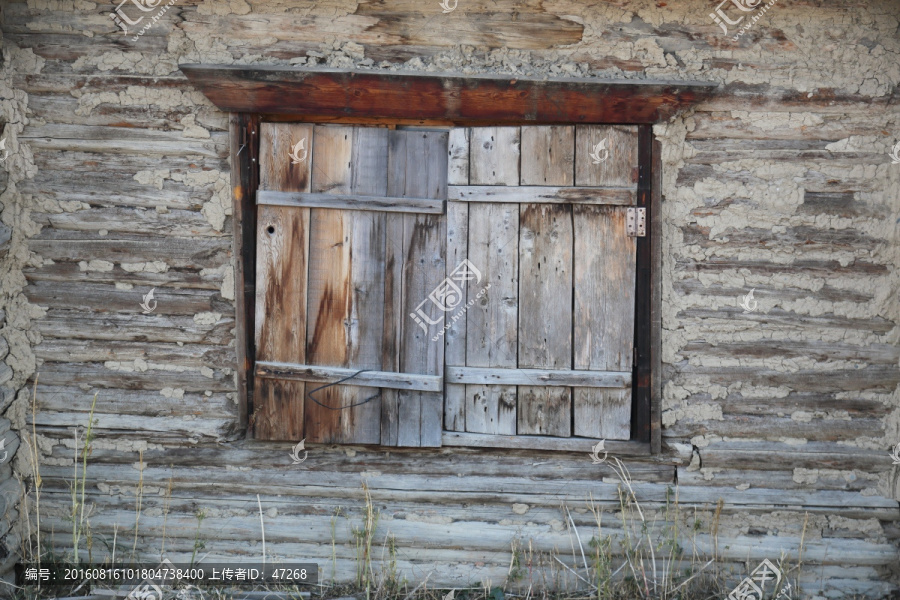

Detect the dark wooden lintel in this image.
[181,64,716,125]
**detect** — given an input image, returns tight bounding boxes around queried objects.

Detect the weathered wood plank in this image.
[575,125,638,187]
[180,65,718,124]
[25,262,218,291]
[24,280,228,315]
[521,126,574,186]
[449,185,635,205]
[33,413,232,440]
[381,202,403,446]
[34,362,233,393]
[32,207,225,238]
[668,365,899,393]
[676,307,894,334]
[27,236,230,269]
[447,127,469,186]
[465,146,519,435]
[469,127,520,186]
[34,339,232,368]
[256,363,441,393]
[34,310,234,345]
[36,385,235,419]
[696,440,898,471]
[344,126,390,444]
[393,129,447,447]
[20,175,207,211]
[516,126,576,437]
[443,432,650,456]
[444,199,468,432]
[573,206,635,440]
[257,190,445,214]
[665,415,884,441]
[305,125,382,445]
[22,124,225,158]
[446,367,630,387]
[517,203,573,436]
[253,122,312,441]
[680,340,900,364]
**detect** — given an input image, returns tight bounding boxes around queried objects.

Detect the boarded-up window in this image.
[253,124,447,447]
[251,123,639,447]
[444,126,638,441]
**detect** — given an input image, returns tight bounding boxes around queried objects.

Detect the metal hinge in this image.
[626,207,646,237]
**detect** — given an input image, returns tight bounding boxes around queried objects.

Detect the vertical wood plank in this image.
[517,203,573,437]
[633,124,654,445]
[254,122,311,441]
[448,127,470,186]
[444,126,470,432]
[572,206,635,440]
[574,125,639,188]
[346,127,389,443]
[470,127,520,186]
[305,125,382,445]
[464,130,520,435]
[521,126,575,186]
[231,113,258,435]
[381,132,406,447]
[464,203,518,435]
[390,129,448,447]
[517,126,575,437]
[444,199,468,432]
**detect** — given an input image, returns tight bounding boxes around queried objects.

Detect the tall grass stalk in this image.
[71,392,98,564]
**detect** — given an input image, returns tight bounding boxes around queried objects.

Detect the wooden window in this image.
[182,65,717,454]
[252,122,642,448]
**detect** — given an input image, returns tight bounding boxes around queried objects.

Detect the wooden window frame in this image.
[183,65,716,455]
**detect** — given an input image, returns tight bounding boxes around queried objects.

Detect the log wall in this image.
[0,0,898,597]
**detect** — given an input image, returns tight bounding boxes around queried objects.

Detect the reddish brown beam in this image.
[180,65,717,125]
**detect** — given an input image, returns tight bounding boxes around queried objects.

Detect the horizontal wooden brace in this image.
[257,190,445,214]
[449,186,636,205]
[445,366,631,388]
[442,432,650,455]
[255,361,443,392]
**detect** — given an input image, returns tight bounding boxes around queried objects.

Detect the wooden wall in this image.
[0,0,898,597]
